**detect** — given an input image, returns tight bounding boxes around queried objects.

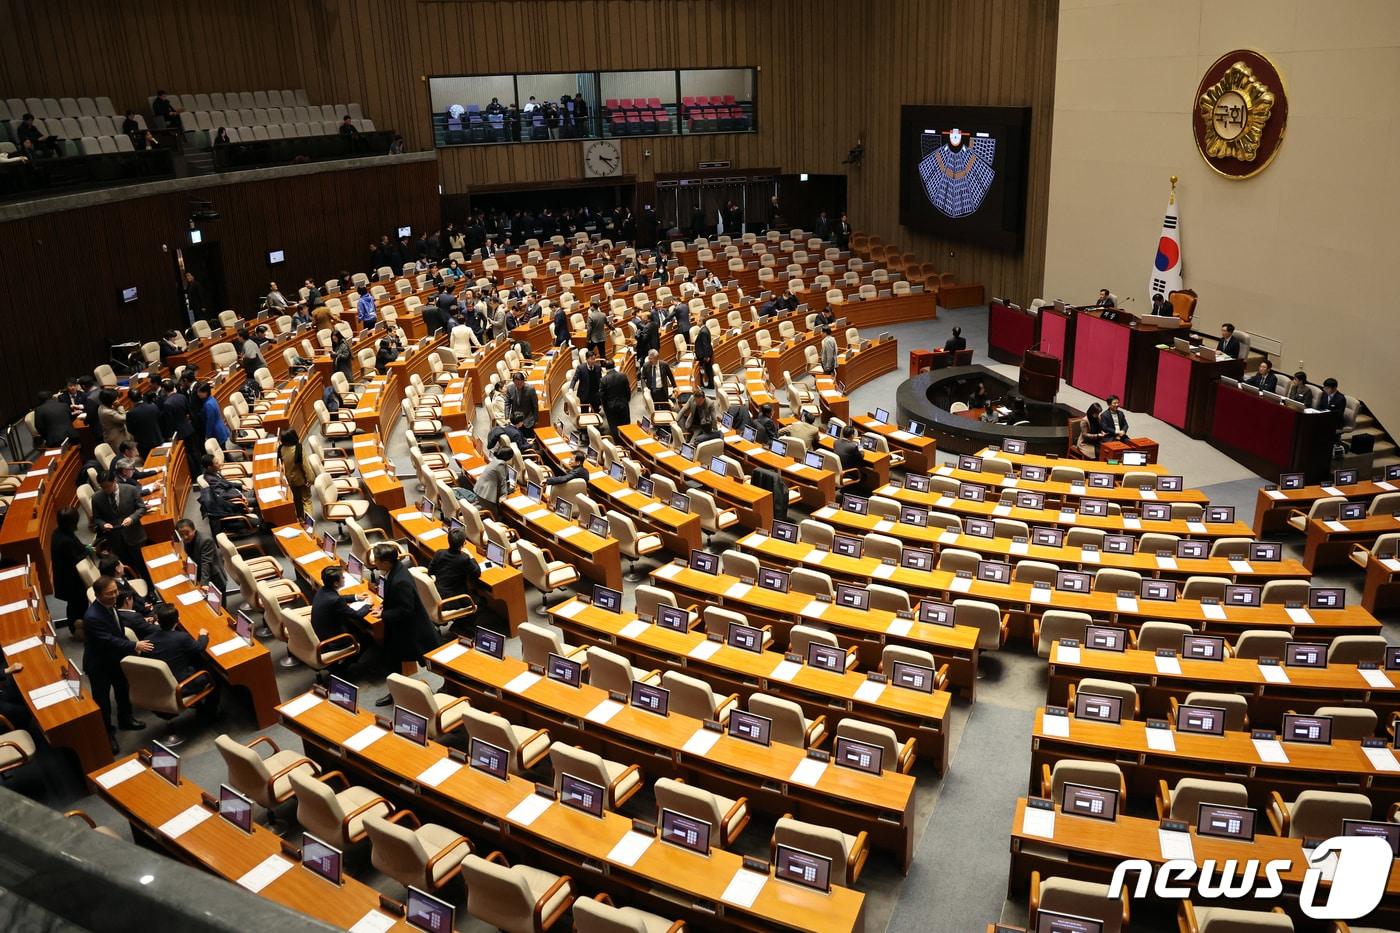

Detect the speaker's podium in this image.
[1018,350,1061,404]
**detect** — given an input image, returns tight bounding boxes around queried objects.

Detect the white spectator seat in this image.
[98,136,118,154]
[113,134,134,152]
[77,97,99,117]
[95,115,116,135]
[95,96,115,115]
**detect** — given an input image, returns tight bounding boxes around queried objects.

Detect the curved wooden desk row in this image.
[721,432,836,511]
[140,542,282,728]
[850,416,938,476]
[1005,797,1400,927]
[0,446,81,592]
[423,637,917,873]
[795,422,894,491]
[497,490,622,591]
[925,461,1209,505]
[1300,512,1400,573]
[279,690,866,932]
[619,426,774,532]
[647,560,983,700]
[1254,475,1400,535]
[135,440,192,545]
[975,447,1169,477]
[352,434,408,513]
[1029,708,1400,812]
[544,595,950,772]
[1045,640,1400,724]
[89,756,416,931]
[1354,547,1400,615]
[763,518,1379,641]
[0,572,112,774]
[270,525,385,644]
[258,367,324,437]
[388,508,528,633]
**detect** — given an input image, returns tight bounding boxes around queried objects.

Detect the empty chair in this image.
[1013,559,1059,586]
[1181,575,1230,601]
[461,852,574,933]
[1232,629,1291,661]
[287,769,391,850]
[1135,620,1195,653]
[1034,609,1093,657]
[462,706,551,773]
[653,777,749,848]
[363,810,471,894]
[572,896,684,933]
[866,583,910,613]
[936,547,981,576]
[834,719,916,773]
[586,645,660,695]
[549,742,642,810]
[1030,873,1128,933]
[1208,537,1252,559]
[953,598,1009,651]
[662,670,738,723]
[1069,678,1140,719]
[1174,691,1249,732]
[748,693,826,748]
[1327,634,1387,665]
[516,539,579,614]
[1065,527,1105,549]
[720,550,760,580]
[386,673,469,739]
[215,733,318,818]
[518,621,587,669]
[1287,496,1346,532]
[608,511,663,581]
[1178,903,1293,933]
[633,584,698,629]
[1093,567,1142,594]
[1261,579,1309,604]
[772,814,868,886]
[1139,532,1181,554]
[703,605,772,648]
[1267,789,1371,839]
[788,624,857,669]
[862,532,903,563]
[1156,777,1249,824]
[1041,759,1126,805]
[1312,706,1377,740]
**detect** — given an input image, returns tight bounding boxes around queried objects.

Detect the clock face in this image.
[584,140,621,178]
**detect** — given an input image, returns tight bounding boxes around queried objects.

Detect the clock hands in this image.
[600,155,617,169]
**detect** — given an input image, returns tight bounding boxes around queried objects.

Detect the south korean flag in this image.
[1148,189,1183,302]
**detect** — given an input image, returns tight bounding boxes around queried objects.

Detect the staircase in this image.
[1342,403,1398,474]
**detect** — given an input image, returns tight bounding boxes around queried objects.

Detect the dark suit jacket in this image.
[379,563,439,664]
[161,391,193,441]
[1244,371,1278,393]
[505,384,538,430]
[1219,336,1241,359]
[92,484,148,547]
[311,586,365,643]
[427,548,480,600]
[1323,391,1346,413]
[145,628,209,683]
[183,532,228,593]
[642,361,675,397]
[834,438,864,471]
[600,369,630,414]
[570,363,600,406]
[552,308,569,345]
[944,336,967,352]
[693,327,713,360]
[82,601,139,668]
[50,527,89,604]
[127,401,164,455]
[1100,408,1130,437]
[422,304,448,336]
[33,397,78,447]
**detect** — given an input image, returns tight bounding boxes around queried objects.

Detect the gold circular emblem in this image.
[1193,50,1288,179]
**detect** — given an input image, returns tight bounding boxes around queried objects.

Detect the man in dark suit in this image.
[32,390,79,447]
[693,324,714,390]
[834,425,864,471]
[634,310,659,361]
[813,211,833,241]
[833,213,852,251]
[427,527,481,608]
[1321,378,1346,414]
[1094,289,1115,309]
[372,543,440,706]
[176,518,227,596]
[944,326,967,352]
[552,303,570,348]
[145,603,215,704]
[158,331,182,366]
[311,565,371,650]
[504,372,539,434]
[126,390,164,456]
[423,284,452,336]
[1244,359,1279,393]
[1099,395,1130,442]
[1218,323,1242,359]
[640,350,676,406]
[569,350,602,411]
[83,576,152,751]
[92,470,149,578]
[599,358,632,438]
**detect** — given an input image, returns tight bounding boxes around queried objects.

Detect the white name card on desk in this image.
[813,507,837,520]
[255,488,283,504]
[938,530,961,545]
[433,641,468,665]
[1056,645,1081,664]
[0,567,27,581]
[349,910,398,933]
[343,725,388,752]
[885,617,912,637]
[1378,482,1398,492]
[653,562,680,580]
[1252,737,1290,764]
[1159,828,1194,860]
[1139,489,1158,500]
[557,525,582,539]
[154,574,189,590]
[1284,607,1314,625]
[159,804,214,839]
[1324,520,1349,533]
[274,526,302,539]
[361,470,386,480]
[255,471,281,482]
[504,495,533,510]
[503,671,542,694]
[1322,486,1345,497]
[872,563,896,580]
[1156,555,1178,570]
[724,582,752,599]
[949,576,973,593]
[294,551,324,566]
[2,636,41,655]
[936,466,954,476]
[1000,478,1019,489]
[1010,540,1029,556]
[936,496,955,508]
[1021,806,1055,840]
[1228,560,1252,573]
[1258,664,1290,684]
[1362,746,1400,772]
[1200,602,1227,620]
[1115,596,1138,613]
[585,699,623,725]
[1359,668,1394,689]
[789,757,828,787]
[682,726,722,756]
[1186,522,1207,534]
[769,660,802,682]
[1122,517,1142,530]
[147,552,181,570]
[237,855,293,893]
[1145,726,1177,752]
[802,599,829,618]
[1384,559,1400,573]
[208,639,243,657]
[688,640,722,661]
[854,679,886,704]
[607,831,656,867]
[416,758,463,788]
[1029,586,1052,604]
[873,520,895,533]
[176,590,205,606]
[12,490,37,501]
[890,430,914,441]
[992,505,1012,517]
[1041,713,1070,738]
[1154,654,1183,675]
[619,620,650,640]
[640,501,666,515]
[1264,489,1286,500]
[280,692,322,718]
[95,759,146,789]
[419,527,447,542]
[720,868,769,909]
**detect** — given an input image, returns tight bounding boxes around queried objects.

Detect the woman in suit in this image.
[97,389,131,449]
[49,507,91,629]
[370,543,440,706]
[1075,403,1106,459]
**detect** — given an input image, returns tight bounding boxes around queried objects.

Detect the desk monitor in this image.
[393,706,429,745]
[689,549,719,574]
[900,504,929,527]
[959,455,983,473]
[655,605,689,633]
[1388,464,1400,481]
[525,480,542,502]
[804,452,825,470]
[874,408,890,424]
[1079,498,1108,517]
[1021,464,1048,482]
[1086,472,1115,489]
[826,422,842,438]
[1176,539,1207,559]
[546,652,583,687]
[728,709,772,746]
[1140,579,1176,603]
[1248,541,1282,562]
[1281,713,1333,745]
[965,517,994,538]
[301,513,316,536]
[234,609,255,646]
[1197,803,1257,842]
[659,808,711,856]
[1062,782,1120,821]
[1073,692,1123,724]
[484,540,508,566]
[468,737,510,780]
[1146,476,1179,494]
[1284,641,1326,668]
[559,773,606,818]
[405,886,455,933]
[1334,468,1360,486]
[1055,570,1091,593]
[842,494,869,515]
[1341,819,1400,857]
[1224,584,1262,607]
[586,515,609,537]
[630,681,669,716]
[740,425,757,443]
[976,559,1011,584]
[1142,502,1172,522]
[507,467,519,489]
[301,832,343,885]
[218,784,255,833]
[721,412,735,429]
[1279,472,1306,490]
[1181,634,1226,661]
[320,531,337,557]
[1004,439,1027,455]
[833,736,883,775]
[908,420,926,437]
[343,552,366,582]
[1122,451,1149,467]
[592,585,623,613]
[757,567,790,593]
[1205,505,1235,523]
[891,660,936,693]
[1036,912,1104,933]
[710,456,730,478]
[769,439,788,457]
[418,496,435,518]
[1032,526,1064,548]
[1308,586,1345,610]
[670,492,691,513]
[608,462,626,484]
[1083,625,1126,652]
[150,741,180,787]
[835,583,869,610]
[772,520,799,543]
[832,533,863,557]
[61,658,82,699]
[727,622,764,653]
[807,642,846,672]
[1387,645,1400,672]
[1016,491,1046,510]
[774,844,832,894]
[328,675,358,713]
[958,483,987,503]
[1103,534,1134,555]
[474,627,506,659]
[205,583,223,611]
[904,473,930,492]
[637,477,655,497]
[552,498,574,520]
[1177,704,1227,736]
[918,600,955,627]
[1340,502,1366,521]
[901,547,935,571]
[860,435,878,452]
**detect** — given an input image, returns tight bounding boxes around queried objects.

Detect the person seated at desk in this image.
[751,403,781,446]
[780,408,822,447]
[311,565,374,655]
[1076,403,1106,458]
[427,528,481,634]
[146,603,217,708]
[1218,322,1242,359]
[485,414,531,454]
[1094,289,1115,308]
[1244,359,1278,393]
[176,518,228,596]
[1099,395,1130,442]
[944,326,967,352]
[1286,370,1311,405]
[811,305,837,331]
[546,451,589,487]
[691,412,723,445]
[968,381,990,411]
[157,331,183,366]
[1149,293,1172,317]
[834,425,864,471]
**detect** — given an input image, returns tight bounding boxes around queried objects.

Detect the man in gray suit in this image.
[92,469,149,579]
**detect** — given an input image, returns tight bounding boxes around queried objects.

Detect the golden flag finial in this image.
[1169,175,1178,204]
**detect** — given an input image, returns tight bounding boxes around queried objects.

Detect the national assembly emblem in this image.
[1193,50,1288,179]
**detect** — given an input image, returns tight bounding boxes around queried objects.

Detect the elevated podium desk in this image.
[1151,345,1243,437]
[1210,382,1335,482]
[1070,311,1186,412]
[1036,304,1076,383]
[987,300,1037,365]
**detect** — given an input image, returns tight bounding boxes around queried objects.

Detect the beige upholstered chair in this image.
[662,670,739,723]
[1179,902,1294,932]
[517,540,579,614]
[633,585,698,628]
[364,810,472,893]
[586,646,660,695]
[953,598,1009,651]
[834,718,916,774]
[1181,575,1230,601]
[1267,789,1372,839]
[1287,496,1346,532]
[518,621,587,669]
[386,673,470,739]
[748,693,826,748]
[607,511,663,581]
[1155,777,1249,824]
[1030,872,1128,933]
[462,706,551,773]
[548,743,642,810]
[120,656,216,747]
[0,716,36,777]
[1327,635,1387,665]
[1068,678,1141,719]
[287,769,391,849]
[1311,705,1377,740]
[1034,610,1093,658]
[1040,759,1127,805]
[654,777,749,848]
[789,624,857,670]
[1232,629,1290,660]
[461,851,574,933]
[1092,567,1142,594]
[772,814,868,886]
[1172,691,1250,732]
[702,605,772,649]
[215,733,318,815]
[572,895,684,933]
[1135,620,1196,653]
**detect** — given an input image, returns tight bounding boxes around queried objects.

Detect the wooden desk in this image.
[425,638,918,872]
[975,447,1168,477]
[545,595,950,772]
[390,507,528,633]
[723,432,835,511]
[1006,797,1400,926]
[803,426,892,490]
[0,446,80,592]
[1210,383,1335,483]
[619,425,773,531]
[134,440,190,545]
[498,491,622,590]
[1301,512,1400,572]
[1070,310,1186,411]
[917,463,1209,505]
[1045,640,1400,726]
[0,573,112,773]
[1151,345,1244,438]
[246,438,297,529]
[1253,477,1399,536]
[270,525,384,643]
[987,300,1037,365]
[258,368,323,437]
[140,542,282,727]
[851,416,937,475]
[835,337,898,394]
[89,755,414,931]
[280,690,866,932]
[649,559,983,699]
[1353,547,1400,615]
[351,434,407,512]
[1029,707,1400,812]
